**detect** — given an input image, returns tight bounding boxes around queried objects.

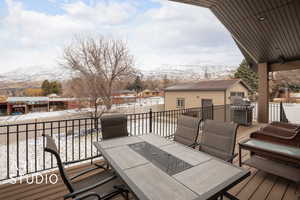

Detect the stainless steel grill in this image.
[230,96,253,126]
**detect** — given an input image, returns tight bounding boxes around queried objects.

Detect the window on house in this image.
[176,98,185,108]
[230,92,245,98]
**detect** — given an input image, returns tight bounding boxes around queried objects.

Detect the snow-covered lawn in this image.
[0,97,165,123]
[0,109,91,123]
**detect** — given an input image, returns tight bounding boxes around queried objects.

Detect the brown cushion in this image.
[261,125,297,139]
[270,121,300,133]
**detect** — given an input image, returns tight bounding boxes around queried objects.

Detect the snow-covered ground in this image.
[0,109,91,123]
[0,97,165,123]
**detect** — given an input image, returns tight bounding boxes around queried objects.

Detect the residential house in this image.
[164,79,251,110]
[111,90,137,104]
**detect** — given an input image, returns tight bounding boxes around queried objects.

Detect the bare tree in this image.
[61,36,136,118]
[270,69,300,99]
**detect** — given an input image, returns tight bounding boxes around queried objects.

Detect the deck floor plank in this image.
[265,177,290,200]
[282,183,299,200]
[236,170,267,200]
[249,174,277,200]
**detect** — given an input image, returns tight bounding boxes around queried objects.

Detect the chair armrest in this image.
[74,192,101,200]
[64,175,117,199]
[63,155,102,165]
[70,164,107,181]
[188,142,199,149]
[226,153,238,163]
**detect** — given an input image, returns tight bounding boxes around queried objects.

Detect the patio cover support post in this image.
[258,63,269,123]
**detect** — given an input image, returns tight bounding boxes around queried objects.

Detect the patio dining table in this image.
[93,134,250,200]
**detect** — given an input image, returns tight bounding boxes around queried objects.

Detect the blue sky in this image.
[0,0,243,73]
[7,0,161,15]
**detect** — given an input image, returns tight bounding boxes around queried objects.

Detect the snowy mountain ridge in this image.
[0,66,70,82]
[0,64,237,83]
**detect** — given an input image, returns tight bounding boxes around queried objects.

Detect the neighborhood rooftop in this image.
[7,96,49,102]
[165,79,248,91]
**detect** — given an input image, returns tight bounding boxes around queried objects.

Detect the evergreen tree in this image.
[234,59,258,93]
[41,80,51,95]
[51,81,62,95]
[41,80,62,95]
[127,76,144,92]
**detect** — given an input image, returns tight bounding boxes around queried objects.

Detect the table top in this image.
[94,134,250,200]
[239,138,300,158]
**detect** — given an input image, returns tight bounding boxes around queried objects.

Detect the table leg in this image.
[224,192,239,200]
[239,145,242,167]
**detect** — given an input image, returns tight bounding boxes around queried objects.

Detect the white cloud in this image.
[0,0,243,73]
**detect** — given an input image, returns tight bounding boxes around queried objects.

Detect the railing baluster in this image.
[43,122,45,170]
[134,114,136,135]
[130,115,132,135]
[7,126,9,179]
[79,119,81,160]
[149,109,152,133]
[65,120,68,162]
[90,118,93,162]
[26,124,29,174]
[58,121,61,158]
[16,125,19,177]
[34,122,37,173]
[85,119,87,159]
[159,111,162,136]
[50,122,53,168]
[72,120,74,161]
[96,118,99,142]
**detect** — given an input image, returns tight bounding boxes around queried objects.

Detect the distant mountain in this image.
[142,65,237,80]
[0,64,237,85]
[0,66,70,83]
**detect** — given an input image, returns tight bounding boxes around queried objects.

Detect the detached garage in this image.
[164,79,251,111]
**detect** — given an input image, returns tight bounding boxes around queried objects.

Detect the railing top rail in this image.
[0,105,224,127]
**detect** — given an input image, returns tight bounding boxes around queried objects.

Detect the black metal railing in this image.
[0,105,228,181]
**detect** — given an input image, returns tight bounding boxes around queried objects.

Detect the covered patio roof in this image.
[170,0,300,71]
[169,0,300,123]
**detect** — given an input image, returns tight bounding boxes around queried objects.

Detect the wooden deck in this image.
[0,124,299,200]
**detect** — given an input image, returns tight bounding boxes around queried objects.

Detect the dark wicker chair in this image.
[44,135,129,200]
[250,122,300,147]
[173,115,202,148]
[199,120,239,163]
[101,114,129,140]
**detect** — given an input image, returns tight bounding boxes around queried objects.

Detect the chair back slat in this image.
[201,120,238,161]
[101,114,129,140]
[174,115,202,146]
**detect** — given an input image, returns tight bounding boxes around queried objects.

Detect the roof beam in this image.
[232,35,258,64]
[269,60,300,72]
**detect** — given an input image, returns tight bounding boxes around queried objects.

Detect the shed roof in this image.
[7,97,49,103]
[165,79,250,91]
[170,0,300,70]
